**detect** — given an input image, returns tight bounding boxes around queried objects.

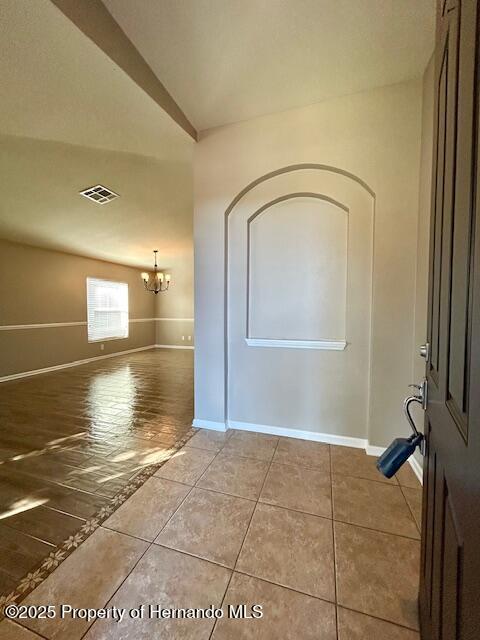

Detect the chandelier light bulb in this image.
[142,251,170,294]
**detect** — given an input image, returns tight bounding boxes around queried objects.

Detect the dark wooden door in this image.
[419,1,480,639]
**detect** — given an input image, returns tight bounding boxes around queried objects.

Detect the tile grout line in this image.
[77,436,228,639]
[12,428,199,639]
[330,445,339,640]
[143,534,420,634]
[333,470,400,487]
[398,483,422,534]
[15,431,421,638]
[231,567,421,632]
[77,478,200,639]
[335,602,421,634]
[191,442,233,488]
[0,524,58,550]
[9,620,50,640]
[231,436,281,569]
[103,486,421,549]
[190,443,406,488]
[331,517,420,542]
[182,467,422,542]
[207,434,281,640]
[76,534,157,638]
[130,441,421,552]
[103,549,419,638]
[184,433,240,640]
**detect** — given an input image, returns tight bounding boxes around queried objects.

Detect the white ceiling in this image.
[103,0,435,131]
[0,135,192,270]
[0,0,193,270]
[0,0,434,269]
[0,0,192,158]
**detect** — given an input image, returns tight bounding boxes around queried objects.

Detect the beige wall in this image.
[0,239,156,377]
[194,78,424,447]
[248,198,348,341]
[0,134,193,276]
[154,254,194,347]
[0,133,195,355]
[227,172,373,438]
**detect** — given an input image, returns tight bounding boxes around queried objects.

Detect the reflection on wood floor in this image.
[0,348,193,596]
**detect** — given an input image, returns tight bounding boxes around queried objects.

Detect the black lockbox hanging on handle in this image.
[376,382,426,479]
[376,433,424,478]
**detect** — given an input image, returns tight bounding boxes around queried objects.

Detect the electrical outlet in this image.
[188,336,192,341]
[100,343,105,351]
[182,335,185,341]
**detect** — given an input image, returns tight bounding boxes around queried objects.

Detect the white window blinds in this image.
[86,278,129,342]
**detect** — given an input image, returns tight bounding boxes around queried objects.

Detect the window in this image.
[86,278,129,342]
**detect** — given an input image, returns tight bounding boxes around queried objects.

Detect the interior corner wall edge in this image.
[155,318,195,347]
[194,78,425,446]
[0,239,156,377]
[410,56,435,469]
[154,253,195,347]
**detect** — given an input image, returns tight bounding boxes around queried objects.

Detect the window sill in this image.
[88,336,129,344]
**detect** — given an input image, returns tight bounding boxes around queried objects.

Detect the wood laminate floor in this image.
[0,349,193,596]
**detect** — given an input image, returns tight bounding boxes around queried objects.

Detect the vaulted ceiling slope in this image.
[0,0,193,269]
[0,135,193,270]
[0,0,193,157]
[0,0,434,270]
[103,0,435,131]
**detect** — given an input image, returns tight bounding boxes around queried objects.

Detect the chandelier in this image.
[141,250,171,294]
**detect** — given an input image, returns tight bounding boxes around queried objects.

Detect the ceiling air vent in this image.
[79,184,119,204]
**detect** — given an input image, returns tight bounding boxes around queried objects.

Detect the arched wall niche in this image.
[246,192,349,344]
[225,164,376,440]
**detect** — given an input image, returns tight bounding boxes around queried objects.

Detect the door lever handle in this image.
[408,379,428,408]
[404,395,423,438]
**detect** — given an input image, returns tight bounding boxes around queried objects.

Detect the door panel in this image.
[447,0,477,437]
[441,498,462,639]
[429,42,448,378]
[420,1,480,639]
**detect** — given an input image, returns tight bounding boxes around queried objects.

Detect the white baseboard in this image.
[155,344,194,350]
[365,444,386,457]
[0,343,195,383]
[192,419,227,432]
[0,345,157,383]
[193,418,424,484]
[409,455,424,485]
[194,418,367,449]
[228,420,367,448]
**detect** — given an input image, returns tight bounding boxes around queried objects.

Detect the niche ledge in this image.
[245,338,347,350]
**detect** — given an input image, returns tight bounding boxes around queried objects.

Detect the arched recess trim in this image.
[224,163,376,421]
[247,191,349,224]
[246,192,349,338]
[225,164,374,221]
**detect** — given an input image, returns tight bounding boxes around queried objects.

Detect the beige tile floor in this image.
[0,430,422,640]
